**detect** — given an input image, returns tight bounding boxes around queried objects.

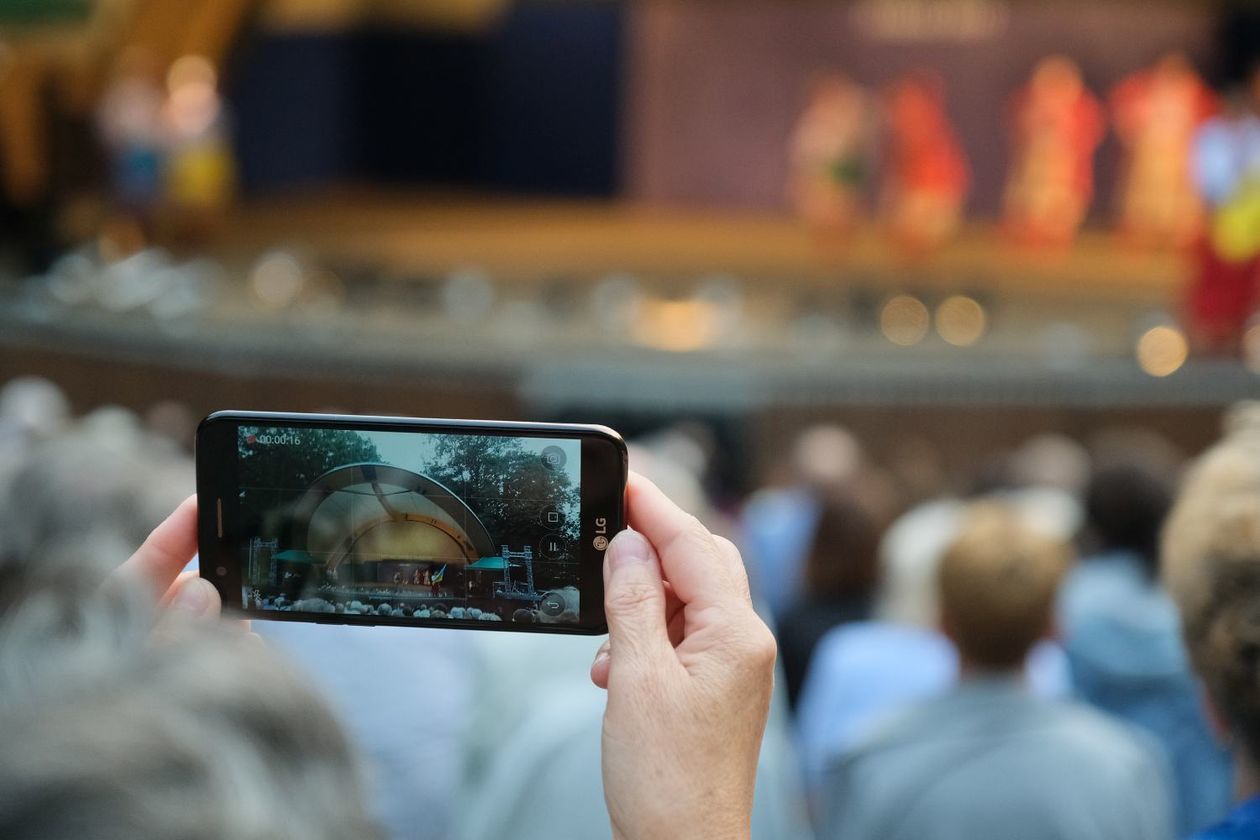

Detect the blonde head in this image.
[1162,426,1260,764]
[938,503,1072,669]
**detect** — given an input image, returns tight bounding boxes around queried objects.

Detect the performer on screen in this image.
[1002,56,1105,248]
[880,72,970,255]
[1111,54,1218,249]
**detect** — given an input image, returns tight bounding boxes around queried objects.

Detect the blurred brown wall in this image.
[625,0,1215,217]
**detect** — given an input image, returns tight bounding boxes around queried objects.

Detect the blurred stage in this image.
[2,191,1251,481]
[212,190,1181,303]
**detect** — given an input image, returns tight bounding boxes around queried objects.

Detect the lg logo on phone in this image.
[593,517,609,551]
[246,433,300,446]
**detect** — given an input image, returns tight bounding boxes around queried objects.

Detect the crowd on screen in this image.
[1,375,1259,840]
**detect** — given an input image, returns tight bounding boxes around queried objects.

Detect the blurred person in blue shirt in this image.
[255,622,475,840]
[741,426,864,621]
[1162,413,1260,840]
[1060,460,1232,836]
[777,489,884,709]
[795,492,1071,794]
[819,503,1173,840]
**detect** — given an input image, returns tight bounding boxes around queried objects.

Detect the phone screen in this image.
[233,423,587,627]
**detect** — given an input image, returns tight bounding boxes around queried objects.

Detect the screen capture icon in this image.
[540,445,566,471]
[539,504,565,528]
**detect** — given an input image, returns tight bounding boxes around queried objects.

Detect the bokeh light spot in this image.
[935,295,986,347]
[250,251,305,310]
[880,294,930,346]
[1136,325,1188,378]
[632,298,718,352]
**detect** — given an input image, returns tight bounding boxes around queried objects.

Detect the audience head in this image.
[1009,433,1092,496]
[803,490,884,603]
[0,376,70,442]
[1084,461,1173,572]
[626,442,712,524]
[791,424,863,492]
[0,408,192,563]
[0,540,378,840]
[938,504,1072,671]
[1163,420,1260,772]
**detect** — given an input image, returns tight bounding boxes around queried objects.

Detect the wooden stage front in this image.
[210,190,1183,307]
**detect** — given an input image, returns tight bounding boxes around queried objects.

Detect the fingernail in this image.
[171,578,213,616]
[592,648,610,669]
[607,530,649,570]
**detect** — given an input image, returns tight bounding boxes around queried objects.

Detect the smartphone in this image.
[196,411,626,635]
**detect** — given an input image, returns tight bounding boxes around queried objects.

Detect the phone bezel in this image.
[196,410,625,635]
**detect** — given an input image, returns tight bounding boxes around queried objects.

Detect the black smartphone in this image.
[196,411,626,635]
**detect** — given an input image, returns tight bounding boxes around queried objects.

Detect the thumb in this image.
[164,574,223,620]
[602,529,670,673]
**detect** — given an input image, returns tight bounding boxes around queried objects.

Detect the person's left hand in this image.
[116,494,224,619]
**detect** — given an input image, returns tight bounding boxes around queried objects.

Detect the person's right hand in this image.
[591,473,777,840]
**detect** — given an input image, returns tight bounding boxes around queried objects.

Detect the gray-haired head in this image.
[0,415,193,564]
[0,560,380,840]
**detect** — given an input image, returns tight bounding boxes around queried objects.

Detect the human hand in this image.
[116,494,224,620]
[591,473,776,840]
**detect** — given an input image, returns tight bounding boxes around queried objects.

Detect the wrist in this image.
[612,812,750,840]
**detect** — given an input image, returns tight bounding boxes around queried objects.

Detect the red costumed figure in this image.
[1186,77,1260,355]
[1111,54,1218,249]
[881,73,970,254]
[1003,56,1105,248]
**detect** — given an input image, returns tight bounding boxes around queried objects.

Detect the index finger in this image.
[116,494,199,598]
[625,472,746,610]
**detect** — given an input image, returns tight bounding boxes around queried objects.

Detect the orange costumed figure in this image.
[1003,56,1105,248]
[1111,54,1218,249]
[881,73,970,254]
[788,73,875,240]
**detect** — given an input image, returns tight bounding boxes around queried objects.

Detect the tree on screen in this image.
[425,435,580,551]
[237,427,382,513]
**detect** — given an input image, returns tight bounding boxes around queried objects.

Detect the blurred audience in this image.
[1163,403,1260,839]
[777,489,883,708]
[820,504,1173,840]
[0,384,191,564]
[0,376,71,488]
[794,452,1072,794]
[10,376,1260,840]
[1060,459,1232,835]
[0,516,380,840]
[742,425,863,621]
[253,622,474,840]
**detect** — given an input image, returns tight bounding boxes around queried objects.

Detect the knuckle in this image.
[680,513,718,551]
[681,511,708,537]
[606,580,659,616]
[712,535,754,600]
[709,610,777,669]
[659,513,721,563]
[728,614,777,668]
[712,535,739,557]
[751,623,778,668]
